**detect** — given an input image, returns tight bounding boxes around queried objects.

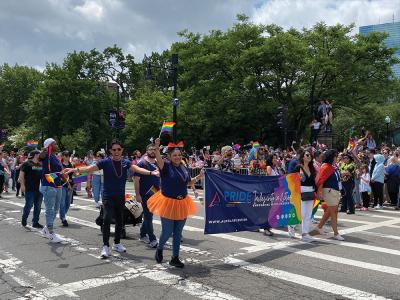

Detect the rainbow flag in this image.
[347,138,357,156]
[26,140,39,147]
[45,173,58,184]
[146,185,159,197]
[160,121,175,134]
[312,199,320,216]
[72,174,88,184]
[251,141,260,148]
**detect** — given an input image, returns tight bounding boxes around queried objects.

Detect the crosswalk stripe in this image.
[224,257,390,300]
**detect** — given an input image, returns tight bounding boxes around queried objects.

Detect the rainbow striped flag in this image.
[146,185,159,197]
[26,140,39,147]
[45,173,59,184]
[160,121,175,135]
[251,141,260,148]
[312,199,320,216]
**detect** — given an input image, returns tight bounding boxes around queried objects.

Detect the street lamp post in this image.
[145,54,179,143]
[385,115,391,145]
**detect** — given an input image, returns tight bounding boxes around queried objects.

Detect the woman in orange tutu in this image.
[148,138,203,268]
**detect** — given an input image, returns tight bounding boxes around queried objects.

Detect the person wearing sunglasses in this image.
[63,139,160,259]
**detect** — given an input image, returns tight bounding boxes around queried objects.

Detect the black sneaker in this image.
[32,223,44,229]
[264,228,274,236]
[21,219,27,227]
[155,249,163,263]
[169,256,184,268]
[62,219,69,227]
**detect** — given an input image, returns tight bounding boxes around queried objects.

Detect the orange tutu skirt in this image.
[147,191,197,221]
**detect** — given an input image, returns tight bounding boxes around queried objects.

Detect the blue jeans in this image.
[41,186,62,231]
[158,218,186,257]
[60,186,72,220]
[22,191,43,224]
[140,196,156,242]
[92,174,103,203]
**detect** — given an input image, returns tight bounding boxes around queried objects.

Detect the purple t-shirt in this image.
[97,158,131,198]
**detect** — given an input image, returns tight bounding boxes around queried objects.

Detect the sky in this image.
[0,0,399,69]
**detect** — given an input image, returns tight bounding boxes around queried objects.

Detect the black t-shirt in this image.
[21,160,42,192]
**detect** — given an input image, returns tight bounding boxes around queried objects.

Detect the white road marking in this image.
[224,257,390,300]
[358,231,400,241]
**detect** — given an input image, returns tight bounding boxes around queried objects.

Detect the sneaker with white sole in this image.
[374,205,381,209]
[95,202,100,208]
[313,226,326,235]
[112,243,126,253]
[301,235,315,243]
[101,245,110,258]
[149,240,158,248]
[139,236,150,244]
[41,226,50,237]
[48,233,63,243]
[288,226,296,238]
[333,234,345,241]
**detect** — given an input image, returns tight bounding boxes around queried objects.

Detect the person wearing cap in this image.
[216,146,236,173]
[19,150,43,228]
[40,138,64,243]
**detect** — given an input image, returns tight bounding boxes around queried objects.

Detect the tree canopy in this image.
[1,18,399,153]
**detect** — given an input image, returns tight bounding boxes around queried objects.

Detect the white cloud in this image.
[251,0,400,33]
[0,0,399,67]
[74,0,104,21]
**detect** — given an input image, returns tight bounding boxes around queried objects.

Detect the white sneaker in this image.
[48,233,63,243]
[41,226,50,237]
[139,236,150,244]
[288,226,296,238]
[301,235,315,243]
[95,202,100,208]
[313,226,326,235]
[112,243,126,253]
[101,245,110,258]
[149,240,158,248]
[374,205,381,209]
[333,234,345,241]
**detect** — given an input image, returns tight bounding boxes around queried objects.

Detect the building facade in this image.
[359,21,400,78]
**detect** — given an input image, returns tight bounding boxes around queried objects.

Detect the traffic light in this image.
[276,106,286,129]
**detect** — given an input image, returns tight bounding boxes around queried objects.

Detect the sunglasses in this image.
[148,148,156,151]
[111,148,122,152]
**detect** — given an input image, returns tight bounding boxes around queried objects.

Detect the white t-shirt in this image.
[313,122,321,130]
[359,173,370,192]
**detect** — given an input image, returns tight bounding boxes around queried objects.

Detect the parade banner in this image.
[204,169,301,234]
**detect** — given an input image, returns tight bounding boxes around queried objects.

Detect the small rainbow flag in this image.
[72,174,88,184]
[26,140,39,147]
[347,138,357,156]
[146,185,159,197]
[160,121,175,135]
[251,141,260,148]
[312,199,320,216]
[45,173,58,184]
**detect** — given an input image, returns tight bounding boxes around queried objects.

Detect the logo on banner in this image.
[208,192,221,208]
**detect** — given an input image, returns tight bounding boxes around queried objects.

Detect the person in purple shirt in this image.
[63,139,159,259]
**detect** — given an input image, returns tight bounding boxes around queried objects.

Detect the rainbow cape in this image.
[160,121,175,135]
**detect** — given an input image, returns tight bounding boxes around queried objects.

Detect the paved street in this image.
[0,187,399,300]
